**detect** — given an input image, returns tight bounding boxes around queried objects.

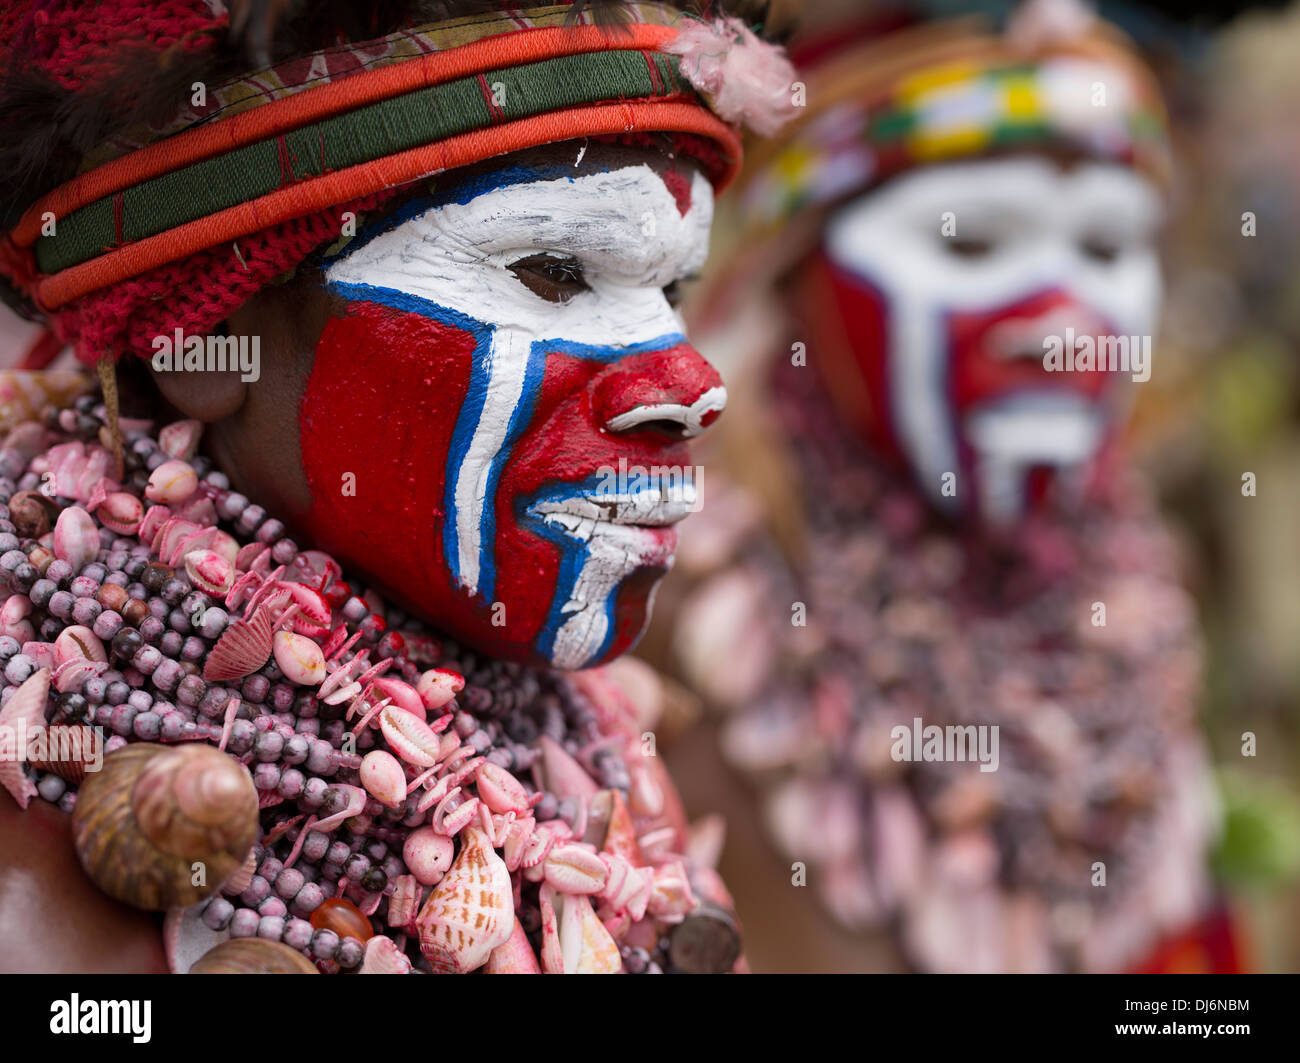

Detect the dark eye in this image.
[509,253,589,303]
[1081,236,1121,264]
[945,235,994,259]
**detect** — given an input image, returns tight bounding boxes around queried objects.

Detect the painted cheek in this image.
[299,301,476,622]
[810,250,900,463]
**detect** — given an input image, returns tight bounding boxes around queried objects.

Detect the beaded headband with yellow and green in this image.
[737,8,1170,232]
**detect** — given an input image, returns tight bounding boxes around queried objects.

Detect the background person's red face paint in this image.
[299,159,722,668]
[810,156,1163,522]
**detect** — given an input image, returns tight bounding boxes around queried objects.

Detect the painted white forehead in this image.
[823,155,1163,314]
[329,163,714,288]
[832,155,1161,224]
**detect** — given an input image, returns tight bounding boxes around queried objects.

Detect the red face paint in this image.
[809,249,1128,519]
[299,301,721,668]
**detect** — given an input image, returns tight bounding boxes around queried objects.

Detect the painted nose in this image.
[592,343,726,441]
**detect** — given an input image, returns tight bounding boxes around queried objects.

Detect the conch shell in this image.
[415,826,513,973]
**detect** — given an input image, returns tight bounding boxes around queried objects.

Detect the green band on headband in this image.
[36,48,688,275]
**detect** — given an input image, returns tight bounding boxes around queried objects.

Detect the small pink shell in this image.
[137,504,171,546]
[403,826,455,886]
[223,570,262,612]
[359,750,406,808]
[0,666,48,734]
[52,656,108,694]
[21,641,57,672]
[628,762,665,818]
[53,625,105,666]
[387,874,420,931]
[475,761,530,815]
[416,668,464,712]
[522,822,564,870]
[169,525,219,566]
[209,530,240,566]
[243,568,287,617]
[439,796,480,836]
[502,815,537,873]
[283,583,331,637]
[543,844,608,895]
[319,624,350,661]
[249,547,276,577]
[538,735,598,800]
[273,630,325,686]
[379,704,440,768]
[0,593,33,643]
[145,459,198,504]
[0,667,50,809]
[235,541,269,573]
[221,848,258,895]
[372,676,425,721]
[158,419,202,461]
[0,595,31,627]
[203,606,273,682]
[359,934,412,975]
[599,855,652,920]
[97,491,143,535]
[286,550,341,589]
[538,886,621,974]
[173,495,217,528]
[647,859,696,918]
[83,477,110,513]
[185,549,235,596]
[52,506,98,569]
[152,517,199,565]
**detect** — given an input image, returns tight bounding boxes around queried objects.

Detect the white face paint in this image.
[824,156,1163,520]
[322,162,718,669]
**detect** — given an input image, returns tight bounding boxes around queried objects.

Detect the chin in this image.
[385,557,673,672]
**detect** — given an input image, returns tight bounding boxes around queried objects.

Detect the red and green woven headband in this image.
[0,2,756,319]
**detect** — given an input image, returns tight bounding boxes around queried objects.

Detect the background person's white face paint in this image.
[823,156,1163,520]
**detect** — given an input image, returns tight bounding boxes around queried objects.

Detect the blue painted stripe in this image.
[519,474,630,667]
[324,280,492,590]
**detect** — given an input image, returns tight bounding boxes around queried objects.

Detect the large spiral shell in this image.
[71,742,258,911]
[189,939,320,974]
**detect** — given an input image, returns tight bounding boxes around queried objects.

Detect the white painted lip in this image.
[530,481,699,530]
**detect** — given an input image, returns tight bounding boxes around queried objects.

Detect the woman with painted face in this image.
[0,0,797,973]
[663,0,1241,973]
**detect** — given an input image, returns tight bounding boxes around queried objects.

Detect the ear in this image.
[148,323,248,422]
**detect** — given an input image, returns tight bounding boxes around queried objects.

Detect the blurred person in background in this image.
[650,0,1252,972]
